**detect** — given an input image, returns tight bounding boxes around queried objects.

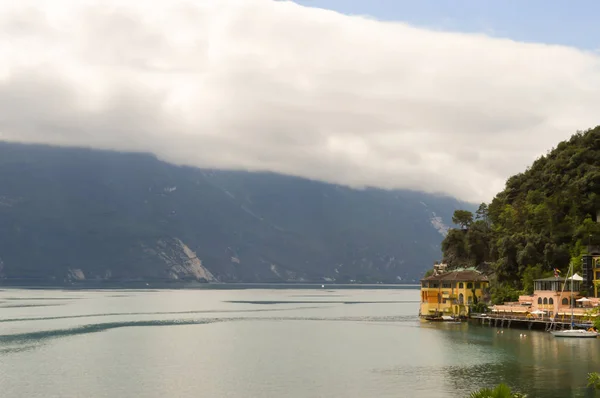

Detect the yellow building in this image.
[419,269,489,318]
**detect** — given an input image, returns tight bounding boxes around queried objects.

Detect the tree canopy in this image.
[452,210,474,229]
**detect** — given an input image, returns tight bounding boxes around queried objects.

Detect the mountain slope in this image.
[0,142,471,284]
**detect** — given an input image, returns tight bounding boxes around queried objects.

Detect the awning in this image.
[557,312,592,316]
[570,273,584,281]
[576,297,591,302]
[491,307,528,313]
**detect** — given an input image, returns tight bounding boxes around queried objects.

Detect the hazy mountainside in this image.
[0,142,471,284]
[441,126,600,302]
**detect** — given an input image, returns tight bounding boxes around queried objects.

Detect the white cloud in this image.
[1,0,599,203]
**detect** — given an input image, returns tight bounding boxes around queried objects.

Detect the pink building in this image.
[529,276,580,317]
[492,275,599,320]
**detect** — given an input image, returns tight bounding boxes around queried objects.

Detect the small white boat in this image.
[551,329,598,338]
[550,262,597,339]
[441,315,462,324]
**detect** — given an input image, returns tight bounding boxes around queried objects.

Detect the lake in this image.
[0,287,598,397]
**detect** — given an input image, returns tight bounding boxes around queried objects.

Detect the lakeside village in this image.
[419,249,600,332]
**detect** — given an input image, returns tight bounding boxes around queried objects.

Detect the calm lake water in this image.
[0,287,598,398]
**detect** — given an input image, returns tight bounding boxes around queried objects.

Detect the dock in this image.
[470,313,593,331]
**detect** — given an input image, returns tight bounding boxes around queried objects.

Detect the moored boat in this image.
[551,329,598,338]
[551,261,598,339]
[423,315,464,323]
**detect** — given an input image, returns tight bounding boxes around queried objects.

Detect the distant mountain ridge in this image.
[0,142,473,284]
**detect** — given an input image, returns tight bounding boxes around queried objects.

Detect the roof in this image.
[421,270,489,282]
[534,272,583,282]
[534,276,563,282]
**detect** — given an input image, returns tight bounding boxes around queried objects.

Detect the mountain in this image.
[0,142,472,285]
[440,126,600,302]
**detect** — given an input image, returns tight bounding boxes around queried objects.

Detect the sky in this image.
[296,0,600,50]
[1,0,599,203]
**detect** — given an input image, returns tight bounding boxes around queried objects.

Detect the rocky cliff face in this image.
[145,238,216,282]
[0,142,473,284]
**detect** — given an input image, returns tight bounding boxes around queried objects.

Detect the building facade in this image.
[531,276,581,317]
[492,274,600,321]
[420,269,489,317]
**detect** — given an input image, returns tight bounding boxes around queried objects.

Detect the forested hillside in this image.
[441,126,600,302]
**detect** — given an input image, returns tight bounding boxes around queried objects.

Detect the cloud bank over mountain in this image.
[1,0,599,202]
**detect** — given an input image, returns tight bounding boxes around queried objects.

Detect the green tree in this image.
[468,383,527,398]
[441,229,468,267]
[453,210,474,230]
[470,288,488,313]
[576,216,600,247]
[466,220,492,266]
[516,242,540,271]
[521,264,545,294]
[476,203,490,225]
[587,372,600,390]
[490,282,520,305]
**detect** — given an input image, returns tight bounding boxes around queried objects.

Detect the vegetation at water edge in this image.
[468,383,526,398]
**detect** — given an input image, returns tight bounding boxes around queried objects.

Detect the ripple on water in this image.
[3,297,82,301]
[0,319,224,344]
[0,305,327,323]
[0,314,419,351]
[0,303,65,308]
[224,300,418,305]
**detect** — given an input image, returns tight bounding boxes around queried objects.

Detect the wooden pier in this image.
[470,314,593,331]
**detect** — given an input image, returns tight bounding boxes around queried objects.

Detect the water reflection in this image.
[430,323,600,397]
[2,288,600,398]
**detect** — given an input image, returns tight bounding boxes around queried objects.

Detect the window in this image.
[422,282,427,287]
[467,283,473,289]
[432,283,439,288]
[549,298,554,305]
[458,293,464,304]
[543,298,548,305]
[467,296,473,304]
[474,282,481,289]
[459,283,464,289]
[562,298,568,305]
[442,283,451,288]
[538,298,542,304]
